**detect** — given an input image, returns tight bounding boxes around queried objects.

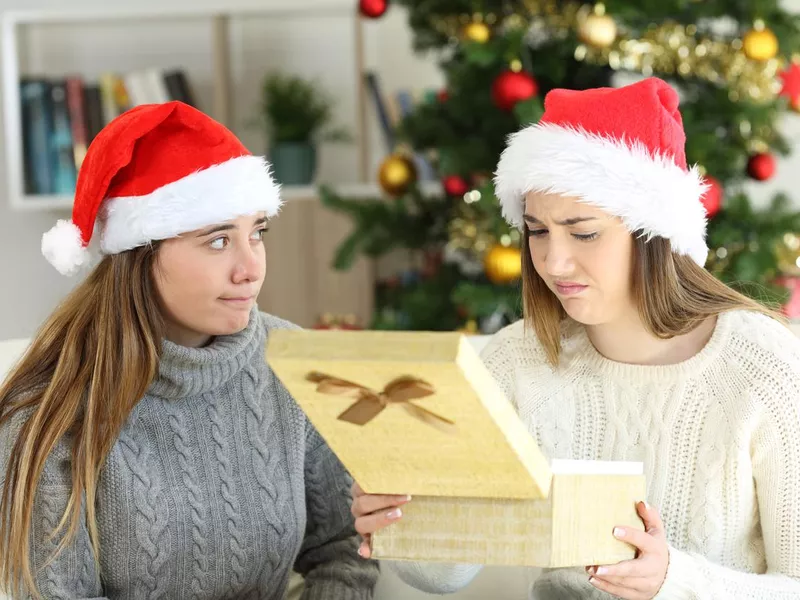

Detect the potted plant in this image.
[258,73,349,185]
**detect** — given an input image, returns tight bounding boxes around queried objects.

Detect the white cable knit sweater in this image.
[390,310,800,599]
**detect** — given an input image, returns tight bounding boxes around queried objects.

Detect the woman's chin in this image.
[205,311,252,337]
[561,300,603,326]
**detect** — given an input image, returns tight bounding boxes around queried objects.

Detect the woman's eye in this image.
[251,227,268,241]
[209,237,228,250]
[528,229,548,238]
[573,232,598,241]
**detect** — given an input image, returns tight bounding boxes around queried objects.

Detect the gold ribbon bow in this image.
[305,371,456,433]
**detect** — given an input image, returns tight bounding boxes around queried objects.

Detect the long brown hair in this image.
[0,243,164,598]
[522,230,785,366]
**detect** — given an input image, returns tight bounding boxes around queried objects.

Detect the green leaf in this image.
[513,96,545,125]
[463,42,500,66]
[332,233,363,270]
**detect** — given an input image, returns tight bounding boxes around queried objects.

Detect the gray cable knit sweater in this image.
[1,310,379,599]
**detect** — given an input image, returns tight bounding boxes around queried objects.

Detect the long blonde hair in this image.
[522,230,785,366]
[0,244,164,598]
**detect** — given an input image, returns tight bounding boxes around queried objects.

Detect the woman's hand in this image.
[350,481,411,558]
[585,501,669,599]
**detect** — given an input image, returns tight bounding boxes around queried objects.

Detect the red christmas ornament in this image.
[700,175,723,218]
[777,275,800,319]
[313,313,336,330]
[491,70,538,111]
[359,0,388,19]
[779,63,800,104]
[747,152,776,181]
[443,174,469,196]
[437,89,449,102]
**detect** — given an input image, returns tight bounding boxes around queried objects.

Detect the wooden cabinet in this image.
[257,186,376,328]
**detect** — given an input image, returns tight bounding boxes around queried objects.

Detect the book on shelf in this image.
[19,68,197,197]
[363,70,437,182]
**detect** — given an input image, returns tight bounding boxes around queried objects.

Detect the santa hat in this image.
[41,101,282,275]
[494,77,709,266]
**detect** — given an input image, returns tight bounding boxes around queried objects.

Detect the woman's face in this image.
[153,212,268,347]
[525,192,635,326]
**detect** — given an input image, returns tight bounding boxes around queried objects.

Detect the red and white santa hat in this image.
[41,101,282,275]
[494,77,709,266]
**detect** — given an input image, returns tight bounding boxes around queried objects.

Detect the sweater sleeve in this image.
[386,561,482,594]
[294,421,380,600]
[654,374,800,599]
[1,412,107,600]
[384,331,520,593]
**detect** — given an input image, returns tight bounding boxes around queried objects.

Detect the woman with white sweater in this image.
[351,77,800,599]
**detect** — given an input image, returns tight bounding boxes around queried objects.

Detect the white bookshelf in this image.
[1,0,373,212]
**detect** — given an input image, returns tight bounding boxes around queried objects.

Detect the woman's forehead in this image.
[524,192,610,220]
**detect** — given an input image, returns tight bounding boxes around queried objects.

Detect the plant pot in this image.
[269,141,317,185]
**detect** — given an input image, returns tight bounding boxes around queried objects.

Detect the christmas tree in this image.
[321,0,800,334]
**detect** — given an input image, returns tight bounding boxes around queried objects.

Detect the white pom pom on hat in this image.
[41,219,91,276]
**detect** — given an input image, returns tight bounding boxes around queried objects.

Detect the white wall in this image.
[0,0,799,339]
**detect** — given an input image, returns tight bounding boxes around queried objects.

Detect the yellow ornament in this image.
[463,22,491,44]
[378,153,416,196]
[457,319,478,334]
[483,244,522,285]
[577,4,617,49]
[743,22,778,61]
[776,233,800,275]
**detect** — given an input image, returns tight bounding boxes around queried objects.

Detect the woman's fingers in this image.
[358,534,372,558]
[350,482,411,559]
[354,504,405,536]
[351,492,411,519]
[351,481,364,498]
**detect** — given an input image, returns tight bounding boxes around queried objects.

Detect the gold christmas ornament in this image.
[577,4,616,49]
[447,198,521,274]
[463,21,491,43]
[378,153,417,196]
[483,244,522,285]
[743,21,778,61]
[776,233,800,275]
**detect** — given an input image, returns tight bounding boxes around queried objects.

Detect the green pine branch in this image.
[318,185,449,269]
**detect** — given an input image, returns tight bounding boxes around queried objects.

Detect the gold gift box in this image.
[266,329,646,568]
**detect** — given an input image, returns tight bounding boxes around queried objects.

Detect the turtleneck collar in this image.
[148,308,264,399]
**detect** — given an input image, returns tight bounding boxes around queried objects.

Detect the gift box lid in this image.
[266,329,552,499]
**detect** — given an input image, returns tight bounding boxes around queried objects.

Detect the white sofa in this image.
[0,336,529,599]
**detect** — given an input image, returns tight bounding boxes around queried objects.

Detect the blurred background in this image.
[3,0,800,343]
[3,1,800,598]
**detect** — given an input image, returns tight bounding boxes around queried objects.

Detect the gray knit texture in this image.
[2,310,379,599]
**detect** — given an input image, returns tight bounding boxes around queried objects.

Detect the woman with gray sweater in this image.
[0,102,378,599]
